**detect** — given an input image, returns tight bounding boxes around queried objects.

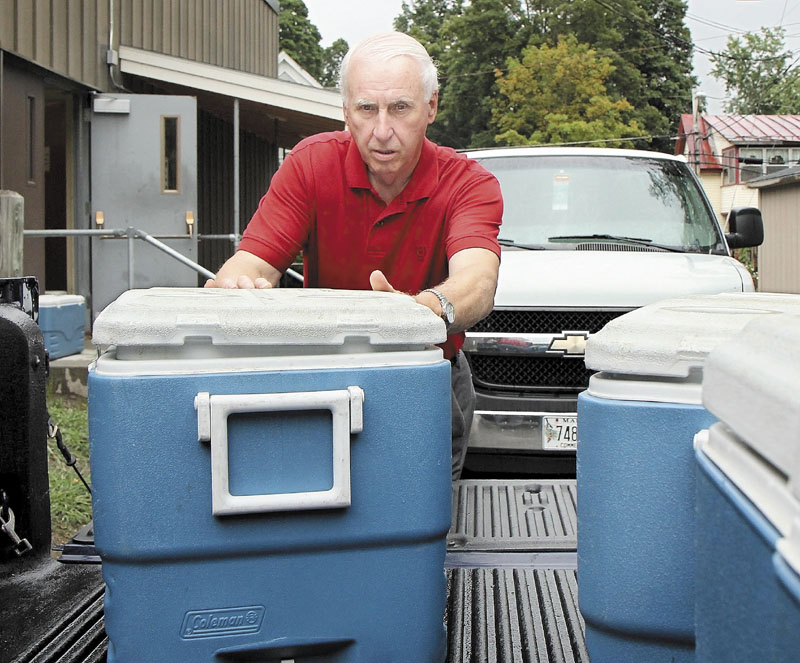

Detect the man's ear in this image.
[427,91,439,125]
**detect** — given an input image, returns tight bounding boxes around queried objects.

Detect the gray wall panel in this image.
[1,0,277,92]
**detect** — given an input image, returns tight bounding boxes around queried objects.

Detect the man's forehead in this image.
[354,95,416,107]
[347,55,423,90]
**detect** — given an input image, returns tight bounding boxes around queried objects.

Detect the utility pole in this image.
[692,92,706,176]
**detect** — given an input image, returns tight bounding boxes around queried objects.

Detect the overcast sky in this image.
[303,0,800,113]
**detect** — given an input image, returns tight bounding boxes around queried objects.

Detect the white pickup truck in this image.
[462,146,764,476]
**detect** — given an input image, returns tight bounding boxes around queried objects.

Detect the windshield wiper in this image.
[498,237,545,250]
[547,234,685,253]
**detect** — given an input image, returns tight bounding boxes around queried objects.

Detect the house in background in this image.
[748,166,800,294]
[676,114,800,223]
[278,51,324,88]
[0,0,344,318]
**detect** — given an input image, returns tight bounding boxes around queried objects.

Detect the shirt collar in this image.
[402,138,439,203]
[344,135,440,203]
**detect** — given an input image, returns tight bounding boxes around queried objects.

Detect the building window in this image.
[766,148,789,175]
[161,116,180,193]
[739,147,763,183]
[27,96,36,183]
[722,147,737,185]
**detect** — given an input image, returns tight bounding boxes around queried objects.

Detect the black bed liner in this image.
[3,480,586,663]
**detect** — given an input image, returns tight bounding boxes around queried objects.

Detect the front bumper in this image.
[468,391,579,453]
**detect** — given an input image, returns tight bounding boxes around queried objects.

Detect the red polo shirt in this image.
[239,131,503,358]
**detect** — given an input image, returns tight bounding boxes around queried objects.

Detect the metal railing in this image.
[23,227,302,286]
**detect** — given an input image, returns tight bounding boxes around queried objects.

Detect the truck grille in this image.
[466,309,630,392]
[469,354,594,391]
[470,309,624,334]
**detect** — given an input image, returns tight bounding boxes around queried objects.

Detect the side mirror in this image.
[726,206,764,249]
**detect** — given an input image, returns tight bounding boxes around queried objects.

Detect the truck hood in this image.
[494,249,754,308]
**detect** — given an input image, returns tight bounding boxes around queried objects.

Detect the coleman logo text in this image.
[181,606,265,639]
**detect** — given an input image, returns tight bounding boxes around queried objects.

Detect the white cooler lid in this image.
[92,287,446,350]
[40,293,86,307]
[702,312,800,493]
[585,292,800,379]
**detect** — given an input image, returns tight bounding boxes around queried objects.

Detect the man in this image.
[206,32,502,479]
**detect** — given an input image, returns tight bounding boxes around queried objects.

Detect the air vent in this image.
[575,242,666,252]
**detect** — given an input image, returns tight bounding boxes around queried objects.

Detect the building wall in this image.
[1,59,47,286]
[699,171,723,224]
[721,183,760,217]
[0,0,110,90]
[197,108,276,277]
[119,0,278,77]
[0,0,277,92]
[758,183,800,294]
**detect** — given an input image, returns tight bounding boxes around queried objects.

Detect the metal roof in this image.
[676,114,721,171]
[702,115,800,144]
[748,164,800,189]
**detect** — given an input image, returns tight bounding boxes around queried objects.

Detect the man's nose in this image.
[372,109,394,141]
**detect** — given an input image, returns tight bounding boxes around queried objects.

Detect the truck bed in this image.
[4,480,586,663]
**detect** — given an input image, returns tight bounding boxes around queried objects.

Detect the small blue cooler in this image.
[38,293,86,358]
[695,312,800,662]
[89,287,453,663]
[577,293,800,663]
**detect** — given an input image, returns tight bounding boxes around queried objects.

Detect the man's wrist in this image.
[420,288,455,332]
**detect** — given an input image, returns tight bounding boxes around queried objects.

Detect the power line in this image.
[591,0,797,63]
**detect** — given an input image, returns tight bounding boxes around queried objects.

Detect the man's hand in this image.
[204,251,282,289]
[204,275,272,289]
[369,270,397,293]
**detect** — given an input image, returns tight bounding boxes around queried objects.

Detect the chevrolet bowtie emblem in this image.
[548,332,590,356]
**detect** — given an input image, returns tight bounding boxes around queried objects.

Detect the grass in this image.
[46,392,93,546]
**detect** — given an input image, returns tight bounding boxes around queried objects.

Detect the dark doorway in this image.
[44,93,69,292]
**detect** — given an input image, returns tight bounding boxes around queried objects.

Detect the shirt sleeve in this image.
[238,150,315,273]
[445,164,503,260]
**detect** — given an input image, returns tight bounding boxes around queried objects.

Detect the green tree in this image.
[320,38,349,87]
[395,0,461,63]
[531,0,695,152]
[279,0,324,82]
[710,27,800,114]
[492,35,645,146]
[395,1,464,146]
[393,0,694,151]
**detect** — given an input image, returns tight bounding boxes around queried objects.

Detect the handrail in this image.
[23,227,303,284]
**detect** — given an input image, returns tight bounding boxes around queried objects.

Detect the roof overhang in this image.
[118,46,344,148]
[748,169,800,189]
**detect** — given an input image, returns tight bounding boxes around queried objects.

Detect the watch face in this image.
[443,301,455,324]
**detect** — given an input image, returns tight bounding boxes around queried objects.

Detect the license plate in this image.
[542,416,578,450]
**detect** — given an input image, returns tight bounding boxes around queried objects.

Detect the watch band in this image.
[421,288,455,332]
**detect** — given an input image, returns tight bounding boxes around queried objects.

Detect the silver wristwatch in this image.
[422,288,455,332]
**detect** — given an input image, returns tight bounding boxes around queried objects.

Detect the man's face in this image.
[343,55,438,191]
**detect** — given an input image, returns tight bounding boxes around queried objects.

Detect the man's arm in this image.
[204,250,284,289]
[371,247,500,333]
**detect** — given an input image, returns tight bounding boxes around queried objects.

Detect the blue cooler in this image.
[695,312,800,662]
[89,287,452,663]
[577,293,800,663]
[38,293,86,358]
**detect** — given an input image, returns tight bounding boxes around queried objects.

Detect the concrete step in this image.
[47,336,95,399]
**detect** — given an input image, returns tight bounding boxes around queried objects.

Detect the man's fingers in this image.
[205,277,237,289]
[203,276,272,289]
[369,269,395,292]
[236,275,256,289]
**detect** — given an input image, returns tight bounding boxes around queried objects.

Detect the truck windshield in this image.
[477,154,727,253]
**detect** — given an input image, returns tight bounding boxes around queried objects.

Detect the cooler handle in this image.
[195,387,364,516]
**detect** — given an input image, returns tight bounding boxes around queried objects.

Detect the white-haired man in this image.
[206,32,503,479]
